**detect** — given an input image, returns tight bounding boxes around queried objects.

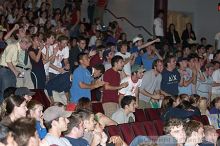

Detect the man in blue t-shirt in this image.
[161,55,182,96]
[70,53,105,103]
[64,114,90,146]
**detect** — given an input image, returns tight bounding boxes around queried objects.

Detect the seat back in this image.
[106,125,123,138]
[31,89,50,108]
[131,122,147,136]
[134,108,148,122]
[153,119,164,136]
[142,121,158,140]
[201,115,210,125]
[119,123,135,144]
[145,108,161,120]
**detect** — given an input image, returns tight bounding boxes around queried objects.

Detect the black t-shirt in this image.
[161,68,180,96]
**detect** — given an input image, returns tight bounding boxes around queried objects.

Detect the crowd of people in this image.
[0,0,220,146]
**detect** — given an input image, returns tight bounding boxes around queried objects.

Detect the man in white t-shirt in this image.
[215,32,220,50]
[119,64,145,104]
[115,41,136,77]
[45,35,71,104]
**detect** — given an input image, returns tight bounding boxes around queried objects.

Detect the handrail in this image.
[105,8,153,36]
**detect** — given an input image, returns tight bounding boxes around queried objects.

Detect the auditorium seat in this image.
[91,102,105,114]
[106,125,123,138]
[119,123,135,144]
[30,89,50,108]
[142,121,158,140]
[201,115,210,125]
[134,108,148,122]
[131,122,147,136]
[192,116,203,123]
[153,119,164,136]
[145,108,161,120]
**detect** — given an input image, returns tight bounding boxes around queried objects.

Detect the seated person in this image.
[157,118,186,146]
[64,113,90,146]
[184,120,204,146]
[198,97,210,115]
[10,118,40,146]
[111,95,136,124]
[209,97,220,114]
[75,97,117,127]
[0,123,17,146]
[161,96,196,121]
[200,125,218,146]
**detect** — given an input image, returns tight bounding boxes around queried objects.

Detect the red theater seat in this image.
[106,125,123,138]
[142,121,158,140]
[30,89,50,109]
[201,115,210,125]
[119,123,135,144]
[134,108,148,122]
[145,108,161,121]
[131,122,147,136]
[192,116,203,123]
[153,119,164,136]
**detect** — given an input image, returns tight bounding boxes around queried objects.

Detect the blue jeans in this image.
[0,67,16,100]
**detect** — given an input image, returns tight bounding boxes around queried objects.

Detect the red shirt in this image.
[90,54,103,67]
[103,68,120,103]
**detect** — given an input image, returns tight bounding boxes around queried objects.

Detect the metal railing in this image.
[105,8,153,37]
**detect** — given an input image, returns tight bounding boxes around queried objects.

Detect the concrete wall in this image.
[168,0,220,45]
[103,0,155,40]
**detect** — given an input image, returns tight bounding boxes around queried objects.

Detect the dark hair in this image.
[111,55,123,67]
[76,97,91,111]
[0,124,11,144]
[77,36,86,43]
[3,87,17,99]
[2,95,25,116]
[10,117,36,146]
[164,118,183,134]
[152,59,163,69]
[76,108,94,121]
[27,100,43,116]
[121,95,136,109]
[43,31,55,42]
[164,55,176,67]
[168,23,176,32]
[200,37,206,42]
[185,120,203,138]
[93,64,105,75]
[211,97,220,109]
[64,113,82,135]
[189,94,200,105]
[57,35,69,42]
[77,52,88,63]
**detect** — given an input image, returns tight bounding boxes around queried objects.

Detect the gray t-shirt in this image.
[139,70,162,102]
[111,108,135,124]
[43,134,71,146]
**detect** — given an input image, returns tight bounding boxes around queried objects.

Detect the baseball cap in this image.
[0,25,7,32]
[15,87,35,96]
[156,135,177,146]
[131,65,145,73]
[43,106,72,122]
[133,36,143,44]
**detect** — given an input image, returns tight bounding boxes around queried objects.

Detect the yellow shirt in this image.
[0,42,21,67]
